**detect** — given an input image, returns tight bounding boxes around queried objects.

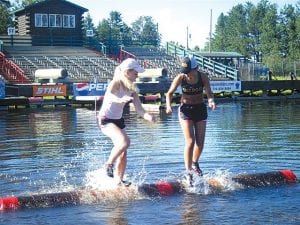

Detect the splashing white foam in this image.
[79,168,142,203]
[183,169,243,195]
[84,168,121,191]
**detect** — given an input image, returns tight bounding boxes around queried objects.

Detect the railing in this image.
[119,49,157,69]
[0,52,30,84]
[0,35,32,47]
[84,38,107,55]
[119,49,136,61]
[195,55,238,80]
[165,42,239,80]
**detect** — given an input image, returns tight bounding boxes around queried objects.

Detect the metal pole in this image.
[209,9,212,53]
[186,26,189,50]
[294,61,297,78]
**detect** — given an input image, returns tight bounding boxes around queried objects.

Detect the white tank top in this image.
[98,87,133,119]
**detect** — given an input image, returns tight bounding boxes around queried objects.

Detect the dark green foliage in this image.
[0,5,10,34]
[208,0,300,75]
[94,12,161,54]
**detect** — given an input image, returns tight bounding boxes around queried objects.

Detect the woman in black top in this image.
[166,55,216,186]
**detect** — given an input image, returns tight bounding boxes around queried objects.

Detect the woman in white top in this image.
[98,58,155,186]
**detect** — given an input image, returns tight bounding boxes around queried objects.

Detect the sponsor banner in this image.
[73,83,107,96]
[0,79,5,99]
[33,85,67,96]
[210,81,241,92]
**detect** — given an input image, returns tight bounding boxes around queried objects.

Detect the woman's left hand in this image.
[144,113,156,122]
[208,99,216,110]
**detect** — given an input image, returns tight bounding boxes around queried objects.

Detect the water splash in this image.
[81,168,142,203]
[85,168,121,190]
[183,169,243,195]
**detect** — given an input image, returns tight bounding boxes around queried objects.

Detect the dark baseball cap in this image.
[180,55,198,74]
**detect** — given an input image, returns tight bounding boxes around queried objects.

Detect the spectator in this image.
[290,72,297,80]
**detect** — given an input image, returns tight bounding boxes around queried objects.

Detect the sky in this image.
[70,0,296,49]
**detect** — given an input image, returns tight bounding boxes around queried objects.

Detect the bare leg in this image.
[116,151,127,181]
[101,123,130,182]
[192,120,206,163]
[179,119,195,172]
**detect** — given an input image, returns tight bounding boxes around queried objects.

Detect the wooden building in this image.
[14,0,88,46]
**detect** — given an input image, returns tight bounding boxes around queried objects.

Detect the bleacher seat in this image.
[4,46,118,83]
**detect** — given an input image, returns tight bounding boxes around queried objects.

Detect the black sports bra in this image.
[181,72,204,95]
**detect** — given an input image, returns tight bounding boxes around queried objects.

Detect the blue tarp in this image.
[0,80,5,99]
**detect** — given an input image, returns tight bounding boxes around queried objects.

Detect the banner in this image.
[73,83,108,96]
[210,81,241,92]
[0,79,5,99]
[33,85,67,96]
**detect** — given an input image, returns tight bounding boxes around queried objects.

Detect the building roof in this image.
[14,0,88,15]
[197,51,245,58]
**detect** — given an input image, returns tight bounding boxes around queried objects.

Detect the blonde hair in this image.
[113,66,138,92]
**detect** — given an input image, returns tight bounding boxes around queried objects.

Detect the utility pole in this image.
[209,9,212,53]
[186,26,189,50]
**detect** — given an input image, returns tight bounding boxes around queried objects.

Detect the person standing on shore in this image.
[98,58,155,186]
[165,55,216,186]
[290,72,297,80]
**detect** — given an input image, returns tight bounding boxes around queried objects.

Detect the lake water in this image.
[0,100,299,225]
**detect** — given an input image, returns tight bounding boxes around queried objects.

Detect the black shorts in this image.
[179,103,207,122]
[100,117,125,129]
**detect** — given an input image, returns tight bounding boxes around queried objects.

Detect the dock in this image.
[0,81,300,109]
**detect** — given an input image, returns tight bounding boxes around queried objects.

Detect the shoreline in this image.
[1,93,300,110]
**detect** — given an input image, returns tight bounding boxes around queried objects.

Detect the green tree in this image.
[0,5,11,34]
[96,11,161,54]
[243,1,274,61]
[295,1,300,60]
[10,0,41,11]
[209,13,228,51]
[259,5,281,62]
[279,4,300,60]
[226,4,249,56]
[210,1,299,58]
[83,13,96,38]
[96,11,130,54]
[83,13,95,32]
[0,0,42,35]
[97,19,110,44]
[0,0,10,8]
[131,16,160,47]
[209,4,250,57]
[203,0,300,76]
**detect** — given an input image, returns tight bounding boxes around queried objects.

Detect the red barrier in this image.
[0,52,29,84]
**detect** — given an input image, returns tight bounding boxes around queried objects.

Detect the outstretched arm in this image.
[165,74,182,114]
[202,73,216,110]
[131,92,155,122]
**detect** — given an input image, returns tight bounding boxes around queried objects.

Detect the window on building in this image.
[49,14,62,27]
[35,13,48,27]
[63,15,75,28]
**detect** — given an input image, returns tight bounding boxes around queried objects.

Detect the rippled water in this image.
[0,100,299,225]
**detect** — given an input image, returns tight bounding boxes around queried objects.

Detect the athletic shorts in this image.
[99,117,125,129]
[179,103,207,122]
